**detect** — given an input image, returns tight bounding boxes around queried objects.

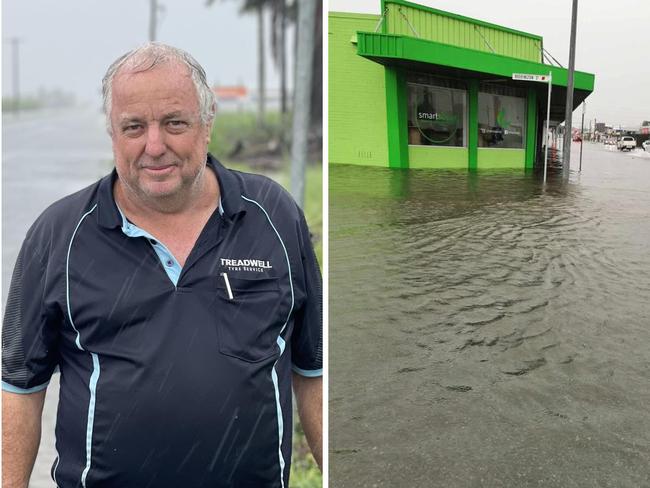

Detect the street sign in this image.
[512,73,550,82]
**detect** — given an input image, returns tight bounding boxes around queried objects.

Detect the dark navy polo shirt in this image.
[2,154,322,488]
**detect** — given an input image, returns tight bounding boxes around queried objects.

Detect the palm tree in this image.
[206,0,267,127]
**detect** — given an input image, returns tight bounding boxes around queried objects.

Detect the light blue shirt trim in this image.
[81,353,100,488]
[116,205,182,286]
[65,205,101,488]
[67,205,98,351]
[292,366,323,378]
[2,380,49,394]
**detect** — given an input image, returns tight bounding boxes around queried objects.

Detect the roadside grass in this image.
[208,111,286,159]
[210,112,323,487]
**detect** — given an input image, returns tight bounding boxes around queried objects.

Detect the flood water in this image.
[329,144,650,487]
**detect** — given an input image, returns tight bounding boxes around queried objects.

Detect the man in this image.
[2,43,322,488]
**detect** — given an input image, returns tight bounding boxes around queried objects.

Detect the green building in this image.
[329,0,595,169]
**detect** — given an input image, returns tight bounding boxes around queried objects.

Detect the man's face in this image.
[109,62,212,204]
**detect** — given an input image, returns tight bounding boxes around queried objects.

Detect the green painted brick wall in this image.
[329,13,389,167]
[408,146,468,169]
[477,148,526,168]
[385,1,541,62]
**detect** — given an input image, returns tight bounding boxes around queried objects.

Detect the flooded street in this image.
[330,144,650,487]
[2,108,112,487]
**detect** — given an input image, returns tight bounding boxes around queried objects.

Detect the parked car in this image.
[617,136,637,151]
[643,140,650,152]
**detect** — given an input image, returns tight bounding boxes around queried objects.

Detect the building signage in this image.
[480,127,521,137]
[418,112,440,120]
[512,73,550,82]
[417,112,457,123]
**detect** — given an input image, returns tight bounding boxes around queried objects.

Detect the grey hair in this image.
[102,42,216,134]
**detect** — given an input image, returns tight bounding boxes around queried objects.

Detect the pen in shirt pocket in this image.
[220,272,234,300]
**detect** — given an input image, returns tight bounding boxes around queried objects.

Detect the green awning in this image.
[356,31,595,123]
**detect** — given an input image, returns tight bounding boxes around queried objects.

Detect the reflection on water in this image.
[330,144,650,487]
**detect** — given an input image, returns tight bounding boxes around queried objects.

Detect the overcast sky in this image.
[330,0,650,128]
[2,2,648,128]
[2,0,293,109]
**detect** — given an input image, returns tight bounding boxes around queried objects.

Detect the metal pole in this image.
[290,0,317,208]
[257,5,266,127]
[13,38,20,113]
[579,101,585,171]
[562,0,579,175]
[149,0,157,41]
[544,72,552,183]
[279,0,287,115]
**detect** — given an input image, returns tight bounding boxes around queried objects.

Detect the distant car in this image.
[643,140,650,152]
[604,138,616,145]
[617,136,637,151]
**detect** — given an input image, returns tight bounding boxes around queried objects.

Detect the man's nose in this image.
[144,125,166,158]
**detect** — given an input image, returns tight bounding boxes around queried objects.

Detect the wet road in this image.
[329,144,650,487]
[3,108,112,487]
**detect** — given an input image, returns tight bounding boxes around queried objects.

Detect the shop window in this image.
[407,75,467,147]
[478,84,526,149]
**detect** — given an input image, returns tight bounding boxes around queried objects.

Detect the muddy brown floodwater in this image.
[329,143,650,487]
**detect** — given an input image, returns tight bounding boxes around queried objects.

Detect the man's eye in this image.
[168,120,188,128]
[123,124,142,133]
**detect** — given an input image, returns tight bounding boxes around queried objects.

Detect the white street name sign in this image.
[512,73,551,82]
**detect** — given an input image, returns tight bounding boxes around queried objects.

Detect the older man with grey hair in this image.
[2,43,322,488]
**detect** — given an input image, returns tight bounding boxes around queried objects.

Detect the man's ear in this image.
[205,103,216,145]
[205,123,213,146]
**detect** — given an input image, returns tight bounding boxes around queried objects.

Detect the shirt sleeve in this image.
[2,229,61,394]
[290,209,323,378]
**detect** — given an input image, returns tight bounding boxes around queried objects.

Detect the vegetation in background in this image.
[2,97,43,112]
[210,111,322,486]
[2,89,76,113]
[204,0,322,132]
[208,111,285,163]
[290,418,322,488]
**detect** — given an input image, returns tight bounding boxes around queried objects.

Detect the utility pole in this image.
[562,0,578,175]
[290,0,317,208]
[4,37,22,113]
[280,0,287,115]
[257,5,266,127]
[579,101,585,171]
[149,0,159,41]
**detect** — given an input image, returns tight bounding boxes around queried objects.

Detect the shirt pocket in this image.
[215,274,286,363]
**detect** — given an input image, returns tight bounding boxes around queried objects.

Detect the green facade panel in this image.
[357,32,595,92]
[525,89,538,169]
[477,148,525,168]
[384,67,409,168]
[385,0,541,62]
[408,146,468,169]
[468,79,479,170]
[329,13,389,167]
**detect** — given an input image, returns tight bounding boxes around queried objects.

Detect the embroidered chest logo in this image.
[220,257,273,273]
